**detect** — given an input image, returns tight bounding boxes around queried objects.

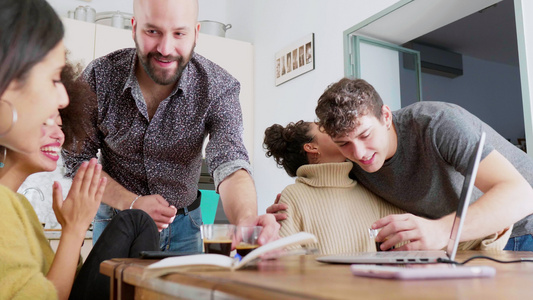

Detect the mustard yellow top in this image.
[279,162,511,255]
[0,185,57,299]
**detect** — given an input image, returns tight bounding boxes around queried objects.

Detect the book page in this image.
[146,254,236,273]
[143,232,318,276]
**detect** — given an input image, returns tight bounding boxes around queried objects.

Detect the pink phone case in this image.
[350,264,496,280]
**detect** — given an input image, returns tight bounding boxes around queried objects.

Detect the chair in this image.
[199,189,219,224]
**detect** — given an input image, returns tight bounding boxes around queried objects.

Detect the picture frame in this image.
[275,33,315,86]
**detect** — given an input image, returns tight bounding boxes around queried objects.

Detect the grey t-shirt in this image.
[350,101,533,238]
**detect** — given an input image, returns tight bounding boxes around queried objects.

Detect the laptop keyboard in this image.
[373,251,444,258]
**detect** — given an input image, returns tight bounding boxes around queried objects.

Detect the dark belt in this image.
[176,190,202,215]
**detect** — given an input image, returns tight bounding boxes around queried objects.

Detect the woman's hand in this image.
[52,158,107,235]
[48,158,106,299]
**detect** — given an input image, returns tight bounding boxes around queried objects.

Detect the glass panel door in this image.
[348,35,422,110]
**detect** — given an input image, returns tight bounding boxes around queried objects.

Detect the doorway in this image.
[405,0,524,148]
[344,0,525,149]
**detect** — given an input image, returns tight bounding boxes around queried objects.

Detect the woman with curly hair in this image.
[264,120,511,255]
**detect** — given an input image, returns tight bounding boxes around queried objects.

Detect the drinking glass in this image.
[200,224,236,256]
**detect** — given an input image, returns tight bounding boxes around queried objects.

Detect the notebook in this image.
[317,131,486,265]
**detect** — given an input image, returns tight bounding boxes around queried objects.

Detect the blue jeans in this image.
[504,234,533,251]
[92,202,117,244]
[159,206,203,253]
[92,202,203,253]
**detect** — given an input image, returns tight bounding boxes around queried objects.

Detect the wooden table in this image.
[101,251,533,300]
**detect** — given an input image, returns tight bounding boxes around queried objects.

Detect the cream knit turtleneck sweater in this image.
[278,162,511,255]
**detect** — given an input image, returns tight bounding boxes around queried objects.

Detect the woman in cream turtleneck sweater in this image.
[264,121,511,255]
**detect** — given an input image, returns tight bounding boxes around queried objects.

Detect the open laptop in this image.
[317,131,486,265]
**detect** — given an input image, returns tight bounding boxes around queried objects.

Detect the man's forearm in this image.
[100,170,137,210]
[456,180,533,242]
[218,169,258,224]
[456,151,533,241]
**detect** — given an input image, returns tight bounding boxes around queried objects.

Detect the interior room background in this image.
[45,0,525,216]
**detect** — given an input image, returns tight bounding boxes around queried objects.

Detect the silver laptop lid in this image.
[446,132,486,261]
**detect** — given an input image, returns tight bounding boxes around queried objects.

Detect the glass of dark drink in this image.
[235,226,262,258]
[368,228,394,251]
[201,224,236,256]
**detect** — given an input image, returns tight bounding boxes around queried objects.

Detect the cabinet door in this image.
[196,33,255,161]
[62,18,95,68]
[94,24,135,59]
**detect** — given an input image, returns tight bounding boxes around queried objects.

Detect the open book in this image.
[144,232,317,277]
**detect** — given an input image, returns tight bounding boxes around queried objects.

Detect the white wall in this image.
[239,0,401,214]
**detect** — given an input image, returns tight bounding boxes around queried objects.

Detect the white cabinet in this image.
[62,18,135,67]
[61,18,254,160]
[94,24,135,59]
[62,18,95,67]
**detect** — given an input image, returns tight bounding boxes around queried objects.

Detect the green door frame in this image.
[343,0,413,78]
[347,35,423,103]
[515,0,533,158]
[342,0,422,103]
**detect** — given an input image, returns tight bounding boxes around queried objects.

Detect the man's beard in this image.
[135,38,195,86]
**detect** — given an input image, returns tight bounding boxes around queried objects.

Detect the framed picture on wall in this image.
[275,33,315,86]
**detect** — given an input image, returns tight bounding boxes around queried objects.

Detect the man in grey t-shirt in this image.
[314,78,533,251]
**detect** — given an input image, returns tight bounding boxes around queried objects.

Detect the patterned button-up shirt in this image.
[63,48,252,208]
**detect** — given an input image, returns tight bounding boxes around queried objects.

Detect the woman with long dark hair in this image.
[0,1,104,298]
[0,0,68,152]
[0,1,158,299]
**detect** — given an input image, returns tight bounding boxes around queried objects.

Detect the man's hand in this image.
[238,214,280,245]
[131,195,177,231]
[265,193,289,222]
[372,214,451,251]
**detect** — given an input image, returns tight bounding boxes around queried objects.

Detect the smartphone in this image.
[139,251,200,259]
[350,264,496,280]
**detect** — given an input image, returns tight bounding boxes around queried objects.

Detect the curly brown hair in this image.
[263,121,313,177]
[59,60,97,153]
[315,78,383,138]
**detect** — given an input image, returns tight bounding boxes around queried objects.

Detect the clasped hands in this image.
[52,158,107,235]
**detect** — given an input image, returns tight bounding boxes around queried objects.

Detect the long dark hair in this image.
[0,0,64,96]
[263,121,313,177]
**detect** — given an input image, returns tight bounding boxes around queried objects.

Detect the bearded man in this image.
[63,0,278,252]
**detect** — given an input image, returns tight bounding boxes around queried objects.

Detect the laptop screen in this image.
[445,132,486,260]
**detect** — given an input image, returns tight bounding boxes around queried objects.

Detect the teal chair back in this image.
[199,189,219,224]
